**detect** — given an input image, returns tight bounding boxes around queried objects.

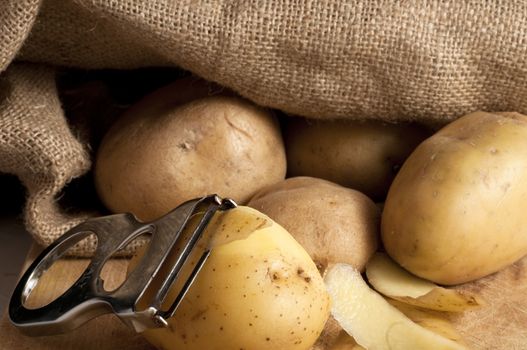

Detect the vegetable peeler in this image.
[9,195,236,336]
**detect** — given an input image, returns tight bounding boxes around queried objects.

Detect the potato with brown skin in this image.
[248,177,379,272]
[285,118,429,200]
[382,111,527,285]
[95,95,286,221]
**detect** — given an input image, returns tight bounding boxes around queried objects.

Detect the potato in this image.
[95,94,286,221]
[285,118,429,200]
[366,253,484,312]
[131,206,330,350]
[382,111,527,285]
[248,177,379,272]
[325,264,466,350]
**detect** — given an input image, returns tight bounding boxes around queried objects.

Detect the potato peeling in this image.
[324,263,466,350]
[366,253,484,312]
[387,299,465,345]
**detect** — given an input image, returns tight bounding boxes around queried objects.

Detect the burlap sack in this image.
[0,0,40,72]
[0,64,96,254]
[1,0,527,254]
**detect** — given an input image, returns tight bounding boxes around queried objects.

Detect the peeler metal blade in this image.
[9,194,236,336]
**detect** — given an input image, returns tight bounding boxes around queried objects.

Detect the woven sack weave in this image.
[1,0,527,254]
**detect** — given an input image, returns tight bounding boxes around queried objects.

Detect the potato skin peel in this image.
[325,264,466,350]
[366,253,484,312]
[387,300,466,345]
[382,111,527,285]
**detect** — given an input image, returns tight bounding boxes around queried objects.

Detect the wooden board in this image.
[1,245,526,349]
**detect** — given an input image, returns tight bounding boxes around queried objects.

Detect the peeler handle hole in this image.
[100,231,152,292]
[22,232,98,310]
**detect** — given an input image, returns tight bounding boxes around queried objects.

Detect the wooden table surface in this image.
[0,245,152,350]
[1,245,526,349]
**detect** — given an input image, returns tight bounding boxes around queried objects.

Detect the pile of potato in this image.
[94,78,527,350]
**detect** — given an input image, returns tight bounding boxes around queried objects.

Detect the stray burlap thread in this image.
[1,0,527,254]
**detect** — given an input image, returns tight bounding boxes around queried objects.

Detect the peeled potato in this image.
[325,263,466,350]
[131,206,330,350]
[366,253,483,312]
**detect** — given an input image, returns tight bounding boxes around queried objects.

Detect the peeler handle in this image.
[8,213,147,336]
